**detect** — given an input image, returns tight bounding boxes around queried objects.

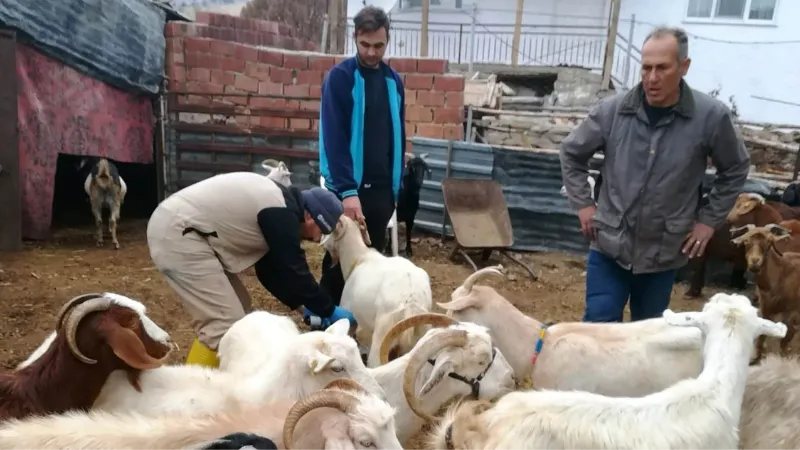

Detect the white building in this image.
[356,0,799,125]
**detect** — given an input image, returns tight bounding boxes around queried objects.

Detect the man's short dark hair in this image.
[353,6,390,37]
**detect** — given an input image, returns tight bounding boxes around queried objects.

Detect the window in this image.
[686,0,777,22]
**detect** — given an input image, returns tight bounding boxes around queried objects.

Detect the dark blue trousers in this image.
[583,249,676,322]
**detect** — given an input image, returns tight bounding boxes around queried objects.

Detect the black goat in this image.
[387,153,431,257]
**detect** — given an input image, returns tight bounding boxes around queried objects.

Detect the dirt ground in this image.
[0,218,723,370]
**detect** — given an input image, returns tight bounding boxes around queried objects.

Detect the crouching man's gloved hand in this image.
[322,306,357,328]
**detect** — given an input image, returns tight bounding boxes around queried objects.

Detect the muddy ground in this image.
[0,218,723,370]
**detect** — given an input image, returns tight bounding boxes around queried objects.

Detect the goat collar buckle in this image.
[530,324,548,367]
[427,347,497,399]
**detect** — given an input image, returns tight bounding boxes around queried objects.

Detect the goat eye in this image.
[359,440,375,448]
[331,366,345,373]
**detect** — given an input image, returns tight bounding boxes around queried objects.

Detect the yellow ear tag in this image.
[310,360,318,375]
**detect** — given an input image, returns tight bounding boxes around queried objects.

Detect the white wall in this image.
[619,0,800,125]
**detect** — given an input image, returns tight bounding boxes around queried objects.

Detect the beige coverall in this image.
[147,172,287,350]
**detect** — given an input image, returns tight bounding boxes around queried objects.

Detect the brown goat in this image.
[727,192,799,227]
[0,293,174,420]
[84,158,127,249]
[779,219,800,235]
[731,224,800,362]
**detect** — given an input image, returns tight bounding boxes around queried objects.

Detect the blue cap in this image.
[301,187,344,234]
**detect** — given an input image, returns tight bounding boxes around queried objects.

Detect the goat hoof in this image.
[683,289,701,299]
[113,242,120,250]
[95,241,103,247]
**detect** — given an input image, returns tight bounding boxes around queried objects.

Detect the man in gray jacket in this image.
[560,26,750,323]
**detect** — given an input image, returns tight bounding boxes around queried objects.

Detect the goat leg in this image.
[684,257,705,298]
[405,219,413,257]
[109,199,121,250]
[90,194,104,247]
[779,314,800,356]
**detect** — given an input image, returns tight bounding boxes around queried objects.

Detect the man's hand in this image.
[342,196,364,222]
[682,223,716,258]
[578,205,597,240]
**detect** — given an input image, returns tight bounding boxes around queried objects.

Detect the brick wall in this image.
[164,13,466,146]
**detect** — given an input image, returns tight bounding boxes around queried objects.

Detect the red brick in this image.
[165,22,194,38]
[406,106,433,123]
[258,80,283,96]
[259,49,283,66]
[442,124,463,140]
[269,67,294,84]
[433,106,463,124]
[187,67,210,82]
[388,58,417,73]
[404,90,416,105]
[186,94,210,106]
[168,78,184,91]
[220,56,246,73]
[417,58,448,74]
[235,44,259,62]
[405,74,433,90]
[186,81,223,95]
[202,53,224,70]
[311,119,319,131]
[433,75,465,92]
[235,115,251,126]
[416,91,445,107]
[405,139,413,154]
[334,56,349,64]
[167,64,186,83]
[209,40,237,56]
[284,84,310,98]
[184,38,210,53]
[309,55,336,71]
[245,62,271,82]
[309,85,321,97]
[416,124,443,139]
[445,92,464,107]
[297,70,323,86]
[405,122,415,135]
[283,54,309,70]
[225,95,249,106]
[300,100,320,111]
[285,99,300,109]
[234,74,259,93]
[290,118,311,130]
[260,117,286,128]
[194,11,213,25]
[169,52,185,66]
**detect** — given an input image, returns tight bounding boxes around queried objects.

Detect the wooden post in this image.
[420,0,430,57]
[0,29,22,251]
[510,0,524,66]
[328,0,342,54]
[600,0,621,90]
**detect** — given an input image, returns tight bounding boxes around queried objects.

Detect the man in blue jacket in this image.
[315,5,406,308]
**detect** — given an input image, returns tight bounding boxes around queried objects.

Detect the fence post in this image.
[321,14,330,53]
[468,2,477,73]
[457,24,463,64]
[622,14,635,89]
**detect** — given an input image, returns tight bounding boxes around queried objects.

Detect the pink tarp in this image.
[16,42,155,240]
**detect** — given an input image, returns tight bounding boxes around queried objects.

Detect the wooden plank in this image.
[176,142,318,160]
[176,160,251,172]
[174,123,317,139]
[0,29,21,250]
[170,103,318,120]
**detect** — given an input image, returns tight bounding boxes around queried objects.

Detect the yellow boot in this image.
[185,338,220,368]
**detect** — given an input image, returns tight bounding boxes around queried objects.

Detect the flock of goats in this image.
[13,156,797,449]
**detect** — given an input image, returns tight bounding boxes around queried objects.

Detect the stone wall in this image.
[164,13,466,147]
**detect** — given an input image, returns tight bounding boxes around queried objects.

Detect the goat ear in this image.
[766,224,792,239]
[101,320,166,370]
[357,217,371,246]
[419,358,455,397]
[662,309,705,329]
[758,317,788,338]
[309,351,336,374]
[325,318,350,336]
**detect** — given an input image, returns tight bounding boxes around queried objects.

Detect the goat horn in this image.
[283,389,359,449]
[64,296,114,364]
[55,293,105,331]
[324,379,368,394]
[378,313,458,365]
[402,329,469,423]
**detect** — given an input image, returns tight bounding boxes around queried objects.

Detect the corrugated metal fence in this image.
[411,137,590,256]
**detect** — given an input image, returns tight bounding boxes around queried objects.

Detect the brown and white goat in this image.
[0,293,174,420]
[730,223,800,361]
[727,192,800,227]
[83,158,127,249]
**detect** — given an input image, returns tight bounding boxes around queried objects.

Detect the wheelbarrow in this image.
[441,178,537,280]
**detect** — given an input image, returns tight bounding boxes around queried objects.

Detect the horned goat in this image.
[90,317,386,414]
[1,293,174,420]
[261,159,292,187]
[369,313,515,444]
[217,310,300,377]
[0,379,403,450]
[730,223,800,362]
[83,157,127,249]
[438,266,705,396]
[427,292,787,449]
[320,214,433,368]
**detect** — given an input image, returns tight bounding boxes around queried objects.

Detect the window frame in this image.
[683,0,779,25]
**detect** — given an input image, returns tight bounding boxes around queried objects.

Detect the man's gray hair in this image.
[644,26,689,62]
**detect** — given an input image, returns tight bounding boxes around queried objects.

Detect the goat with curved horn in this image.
[64,296,115,364]
[55,293,105,331]
[378,313,458,365]
[282,389,360,449]
[402,329,469,422]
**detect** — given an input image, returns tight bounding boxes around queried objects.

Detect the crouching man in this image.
[146,171,357,367]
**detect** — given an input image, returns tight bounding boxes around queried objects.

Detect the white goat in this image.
[0,379,403,450]
[91,318,386,414]
[438,266,705,397]
[371,313,515,444]
[560,172,597,201]
[738,354,800,449]
[320,215,433,367]
[428,292,787,449]
[261,159,292,187]
[217,310,300,376]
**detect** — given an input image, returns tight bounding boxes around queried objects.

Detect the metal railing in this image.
[343,17,642,89]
